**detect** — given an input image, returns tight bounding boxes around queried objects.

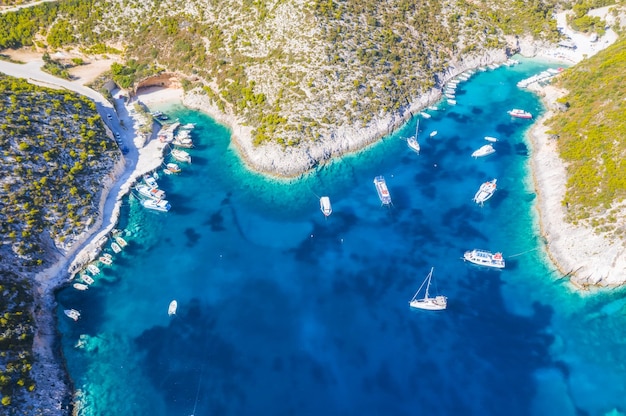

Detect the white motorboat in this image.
[320,196,332,217]
[143,173,158,189]
[111,242,121,253]
[136,184,166,200]
[115,236,128,248]
[463,249,505,269]
[168,300,178,316]
[80,274,94,285]
[87,264,100,275]
[73,283,89,291]
[447,99,457,105]
[373,176,392,205]
[171,149,191,163]
[64,309,81,321]
[142,199,171,212]
[473,179,497,206]
[507,108,533,119]
[409,267,447,311]
[181,123,195,129]
[484,136,498,143]
[428,105,438,111]
[407,119,420,154]
[429,131,438,138]
[163,163,181,175]
[99,255,112,265]
[472,144,495,158]
[420,111,431,119]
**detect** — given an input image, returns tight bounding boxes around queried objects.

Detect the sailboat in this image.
[409,267,447,311]
[407,119,420,154]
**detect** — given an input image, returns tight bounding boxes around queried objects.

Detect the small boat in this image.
[73,283,89,291]
[472,144,496,158]
[136,184,166,200]
[447,99,457,105]
[428,105,438,111]
[115,236,128,248]
[168,300,178,316]
[473,179,497,206]
[373,176,392,206]
[166,163,181,173]
[143,174,158,189]
[142,199,171,212]
[80,275,94,285]
[463,249,505,269]
[87,264,100,275]
[507,109,533,119]
[171,149,191,163]
[64,309,81,321]
[181,123,195,129]
[484,136,498,143]
[445,92,456,99]
[99,255,112,265]
[429,131,438,138]
[409,267,447,311]
[407,119,420,154]
[111,242,121,253]
[173,135,194,148]
[320,196,332,217]
[420,111,431,119]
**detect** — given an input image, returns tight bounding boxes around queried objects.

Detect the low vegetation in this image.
[547,35,626,237]
[0,0,567,148]
[0,272,35,410]
[0,74,120,271]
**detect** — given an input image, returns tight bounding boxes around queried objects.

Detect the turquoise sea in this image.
[56,59,626,416]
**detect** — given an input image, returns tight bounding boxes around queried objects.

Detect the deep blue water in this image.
[56,58,626,416]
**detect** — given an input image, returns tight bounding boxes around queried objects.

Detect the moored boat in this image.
[115,236,128,248]
[373,176,392,205]
[320,196,332,217]
[507,108,533,119]
[143,174,158,189]
[447,99,457,105]
[136,184,166,200]
[165,163,181,174]
[80,274,94,285]
[409,267,447,311]
[142,199,171,212]
[472,144,496,158]
[171,149,191,163]
[420,111,431,119]
[463,249,505,269]
[111,242,121,253]
[87,264,100,275]
[99,255,112,265]
[73,283,89,291]
[484,136,498,142]
[407,119,420,154]
[473,178,497,206]
[64,309,81,321]
[429,130,438,138]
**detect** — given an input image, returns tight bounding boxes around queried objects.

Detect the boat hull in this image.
[463,250,505,269]
[373,176,392,205]
[409,297,447,310]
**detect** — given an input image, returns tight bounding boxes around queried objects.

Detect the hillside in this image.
[0,0,563,154]
[547,35,626,238]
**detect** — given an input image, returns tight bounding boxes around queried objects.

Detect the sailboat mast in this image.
[424,267,434,299]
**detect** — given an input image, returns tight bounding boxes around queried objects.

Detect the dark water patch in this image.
[446,111,472,124]
[184,227,202,247]
[495,123,517,138]
[471,106,483,116]
[515,142,529,156]
[203,209,226,232]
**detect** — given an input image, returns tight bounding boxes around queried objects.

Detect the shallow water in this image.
[57,58,626,416]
